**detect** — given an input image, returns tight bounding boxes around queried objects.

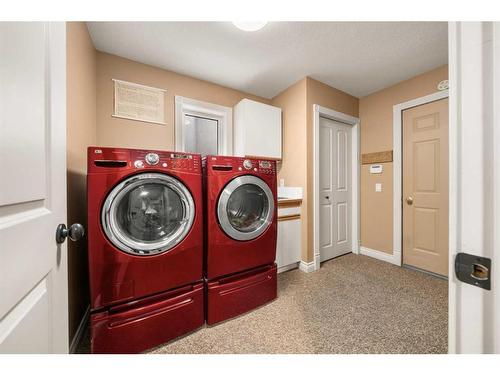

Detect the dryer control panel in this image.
[205,155,276,177]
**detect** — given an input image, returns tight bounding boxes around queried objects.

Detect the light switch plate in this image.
[375,183,382,192]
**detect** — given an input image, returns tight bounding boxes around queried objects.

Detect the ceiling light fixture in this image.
[232,22,267,32]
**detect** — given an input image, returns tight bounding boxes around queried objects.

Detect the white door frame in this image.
[448,21,500,354]
[392,90,449,267]
[313,104,360,271]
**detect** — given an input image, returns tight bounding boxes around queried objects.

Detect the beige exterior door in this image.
[402,98,449,276]
[319,117,352,262]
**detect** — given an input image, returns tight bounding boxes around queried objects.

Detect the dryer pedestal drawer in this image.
[91,282,204,353]
[206,264,277,325]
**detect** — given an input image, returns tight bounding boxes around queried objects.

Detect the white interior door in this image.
[449,21,500,354]
[0,22,68,353]
[319,117,352,262]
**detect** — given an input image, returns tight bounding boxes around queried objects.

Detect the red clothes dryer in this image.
[87,147,204,353]
[204,156,278,324]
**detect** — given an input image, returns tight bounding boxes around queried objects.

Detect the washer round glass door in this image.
[217,175,274,241]
[102,173,195,256]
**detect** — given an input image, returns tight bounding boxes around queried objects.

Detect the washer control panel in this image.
[243,159,253,170]
[88,147,201,174]
[257,160,275,175]
[145,153,160,165]
[131,150,200,173]
[259,161,272,169]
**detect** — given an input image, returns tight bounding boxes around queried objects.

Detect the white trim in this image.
[69,306,89,354]
[392,89,449,268]
[49,21,70,354]
[278,262,299,274]
[174,96,232,155]
[313,105,360,272]
[490,21,500,354]
[447,21,500,355]
[360,246,400,266]
[447,21,459,355]
[313,252,322,271]
[299,260,316,273]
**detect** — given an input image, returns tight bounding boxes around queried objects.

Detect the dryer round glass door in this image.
[102,173,195,255]
[217,175,274,241]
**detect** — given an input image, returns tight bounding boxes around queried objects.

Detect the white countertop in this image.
[277,186,303,200]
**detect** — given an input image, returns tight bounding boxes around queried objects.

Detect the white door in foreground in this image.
[0,23,69,353]
[449,21,500,353]
[319,117,352,262]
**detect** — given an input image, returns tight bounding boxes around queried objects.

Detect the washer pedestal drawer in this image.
[91,282,204,353]
[206,264,277,325]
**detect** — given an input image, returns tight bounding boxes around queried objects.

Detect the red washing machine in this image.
[204,156,278,325]
[87,147,204,353]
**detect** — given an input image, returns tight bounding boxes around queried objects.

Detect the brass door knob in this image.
[406,196,414,205]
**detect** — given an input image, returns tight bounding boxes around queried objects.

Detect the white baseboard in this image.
[278,262,299,274]
[314,253,321,270]
[359,246,401,266]
[299,260,317,273]
[69,305,89,354]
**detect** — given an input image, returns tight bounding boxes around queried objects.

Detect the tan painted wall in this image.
[359,65,448,253]
[96,52,270,149]
[271,79,307,259]
[66,22,96,342]
[271,77,358,262]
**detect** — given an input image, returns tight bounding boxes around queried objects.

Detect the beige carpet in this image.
[78,254,448,354]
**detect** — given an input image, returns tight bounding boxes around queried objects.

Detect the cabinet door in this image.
[277,219,301,269]
[234,99,282,159]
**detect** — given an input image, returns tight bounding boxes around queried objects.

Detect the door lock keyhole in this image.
[471,263,489,281]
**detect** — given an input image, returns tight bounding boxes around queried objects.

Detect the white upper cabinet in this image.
[233,99,282,160]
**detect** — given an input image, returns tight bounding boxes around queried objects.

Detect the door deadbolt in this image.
[455,252,491,290]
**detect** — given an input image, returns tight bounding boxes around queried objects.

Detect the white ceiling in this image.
[87,22,448,98]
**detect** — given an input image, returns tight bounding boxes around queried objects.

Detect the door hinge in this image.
[455,252,491,290]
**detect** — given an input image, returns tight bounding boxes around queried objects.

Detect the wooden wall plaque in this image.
[361,150,393,164]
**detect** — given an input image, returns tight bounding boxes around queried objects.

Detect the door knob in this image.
[405,196,414,205]
[56,223,85,244]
